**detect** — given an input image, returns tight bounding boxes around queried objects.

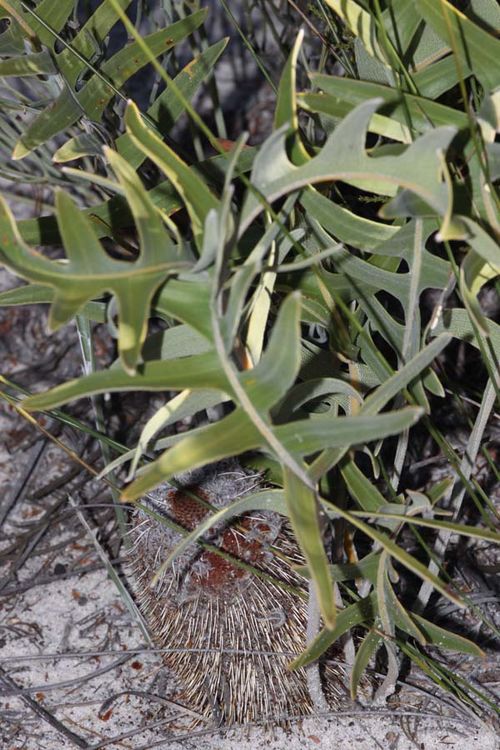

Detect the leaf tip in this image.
[122,362,138,376]
[125,99,140,121]
[323,611,336,630]
[287,655,302,671]
[412,406,425,423]
[12,141,30,161]
[21,397,37,412]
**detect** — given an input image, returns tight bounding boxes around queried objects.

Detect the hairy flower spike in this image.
[127,460,364,725]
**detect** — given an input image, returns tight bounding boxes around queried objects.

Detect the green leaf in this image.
[409,614,484,656]
[432,308,500,368]
[292,593,483,671]
[340,457,388,513]
[12,10,207,159]
[290,594,377,669]
[154,278,213,341]
[53,133,103,163]
[122,408,261,500]
[461,218,500,274]
[0,50,56,76]
[122,292,305,497]
[54,38,227,166]
[382,0,422,57]
[17,148,256,247]
[381,564,427,644]
[324,0,387,63]
[126,388,225,477]
[116,39,228,170]
[275,377,362,421]
[294,552,382,586]
[243,291,303,413]
[141,324,213,361]
[416,0,500,91]
[412,54,472,99]
[104,148,182,267]
[121,406,423,500]
[124,100,219,248]
[274,30,309,165]
[363,334,452,413]
[5,0,76,50]
[351,512,500,544]
[299,188,398,253]
[284,466,336,628]
[0,284,107,322]
[240,99,456,236]
[306,74,468,136]
[350,630,382,699]
[23,353,229,412]
[0,192,186,373]
[306,335,447,481]
[276,407,423,455]
[324,501,465,607]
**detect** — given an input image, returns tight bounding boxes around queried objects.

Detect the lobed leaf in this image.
[240,99,456,236]
[416,0,500,91]
[12,9,207,158]
[0,192,187,373]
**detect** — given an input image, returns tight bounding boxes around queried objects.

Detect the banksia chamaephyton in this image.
[127,460,360,725]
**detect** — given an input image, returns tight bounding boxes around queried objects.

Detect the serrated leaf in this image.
[17,148,256,247]
[0,50,56,76]
[104,148,182,267]
[12,10,207,158]
[275,377,362,421]
[5,0,75,50]
[432,308,500,368]
[0,192,187,373]
[116,39,228,170]
[0,283,107,322]
[299,189,397,252]
[240,99,456,237]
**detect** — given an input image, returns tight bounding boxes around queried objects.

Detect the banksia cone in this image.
[127,460,360,724]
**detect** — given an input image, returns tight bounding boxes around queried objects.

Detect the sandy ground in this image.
[0,562,497,750]
[0,399,498,749]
